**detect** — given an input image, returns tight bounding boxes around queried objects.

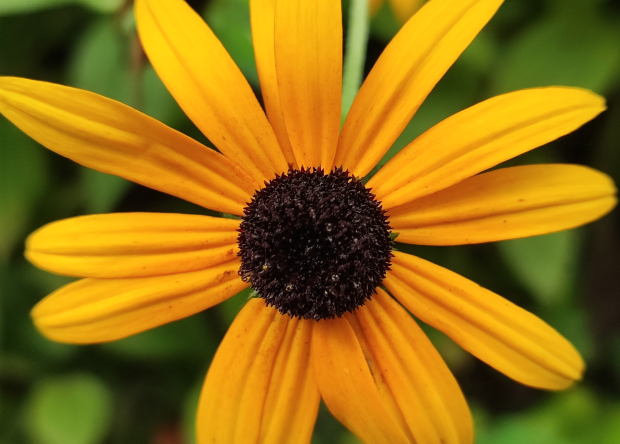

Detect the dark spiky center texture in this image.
[238,167,393,320]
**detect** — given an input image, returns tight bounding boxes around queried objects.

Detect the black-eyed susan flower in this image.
[0,0,616,442]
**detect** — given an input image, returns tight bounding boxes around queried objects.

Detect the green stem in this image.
[341,0,370,126]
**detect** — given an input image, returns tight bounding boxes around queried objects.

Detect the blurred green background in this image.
[1,0,620,443]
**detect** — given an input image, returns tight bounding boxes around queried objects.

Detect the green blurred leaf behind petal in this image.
[204,0,259,87]
[24,373,113,444]
[0,0,123,16]
[492,3,620,95]
[0,119,48,262]
[498,231,581,306]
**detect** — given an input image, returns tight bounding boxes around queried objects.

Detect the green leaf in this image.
[476,413,560,444]
[0,0,123,15]
[602,406,620,444]
[204,0,259,87]
[0,269,4,348]
[368,1,400,42]
[0,118,48,263]
[477,387,605,444]
[181,381,202,444]
[80,169,129,214]
[78,0,123,13]
[549,387,600,439]
[68,18,133,104]
[419,323,470,372]
[339,432,364,444]
[543,302,594,360]
[141,65,185,130]
[492,10,620,95]
[100,315,216,362]
[379,61,480,165]
[498,230,581,306]
[457,30,497,75]
[25,373,113,444]
[16,318,79,363]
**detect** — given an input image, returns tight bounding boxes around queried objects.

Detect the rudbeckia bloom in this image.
[0,0,617,442]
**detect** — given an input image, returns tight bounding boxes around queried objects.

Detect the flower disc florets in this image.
[238,167,393,320]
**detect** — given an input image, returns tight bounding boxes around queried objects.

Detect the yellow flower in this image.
[0,0,616,443]
[370,0,424,23]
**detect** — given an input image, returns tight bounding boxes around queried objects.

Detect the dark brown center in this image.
[238,167,393,320]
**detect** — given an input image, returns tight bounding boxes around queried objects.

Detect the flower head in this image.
[238,166,394,320]
[0,0,617,443]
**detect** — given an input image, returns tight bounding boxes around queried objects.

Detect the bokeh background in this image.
[1,0,620,443]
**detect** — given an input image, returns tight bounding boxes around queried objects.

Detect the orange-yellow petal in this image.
[335,0,504,177]
[388,0,424,23]
[26,213,240,278]
[32,259,247,344]
[385,252,585,390]
[355,290,473,444]
[369,87,606,208]
[313,315,409,444]
[135,0,288,184]
[250,0,297,168]
[0,77,255,216]
[388,164,617,245]
[274,0,342,169]
[313,290,472,444]
[197,299,320,444]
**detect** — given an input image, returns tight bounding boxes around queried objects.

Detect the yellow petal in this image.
[388,0,424,23]
[335,0,504,177]
[250,0,297,168]
[369,87,606,208]
[135,0,288,184]
[386,252,585,390]
[32,259,246,344]
[313,315,410,444]
[351,290,473,444]
[0,77,255,216]
[197,299,320,444]
[314,293,473,444]
[26,213,240,278]
[274,0,342,169]
[388,164,617,245]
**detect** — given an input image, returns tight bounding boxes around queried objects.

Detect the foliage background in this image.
[1,0,619,443]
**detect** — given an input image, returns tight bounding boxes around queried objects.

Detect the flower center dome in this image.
[238,167,393,320]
